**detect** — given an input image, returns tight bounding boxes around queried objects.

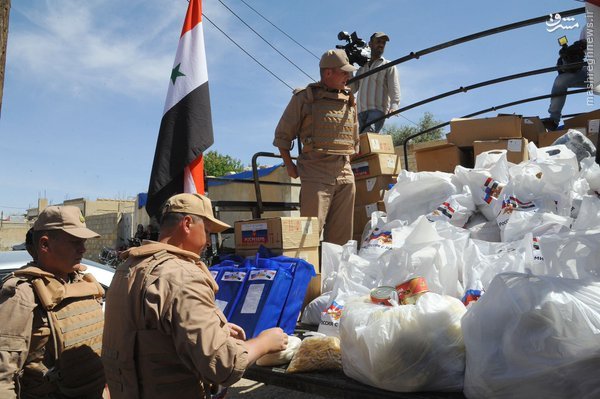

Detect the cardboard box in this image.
[301,273,322,312]
[520,116,545,144]
[537,127,587,148]
[447,115,522,147]
[355,175,397,205]
[473,138,529,164]
[353,201,385,234]
[351,154,401,179]
[563,109,600,129]
[414,143,469,173]
[353,133,395,159]
[236,247,320,272]
[538,129,568,148]
[234,217,320,250]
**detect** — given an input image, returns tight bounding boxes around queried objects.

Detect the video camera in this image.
[556,35,585,74]
[336,31,370,67]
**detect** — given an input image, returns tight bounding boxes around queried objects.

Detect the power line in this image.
[239,0,320,60]
[217,0,316,82]
[397,113,418,127]
[202,14,293,90]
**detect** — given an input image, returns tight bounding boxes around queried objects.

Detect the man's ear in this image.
[38,235,50,252]
[182,215,194,233]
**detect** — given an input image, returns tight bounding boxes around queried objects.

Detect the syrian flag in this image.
[146,0,213,218]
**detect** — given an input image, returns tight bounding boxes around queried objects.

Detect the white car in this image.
[0,250,115,292]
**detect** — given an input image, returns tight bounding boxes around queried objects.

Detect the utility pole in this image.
[0,0,10,116]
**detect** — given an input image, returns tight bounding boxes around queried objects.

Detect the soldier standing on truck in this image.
[273,49,359,245]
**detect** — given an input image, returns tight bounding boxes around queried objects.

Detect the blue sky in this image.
[0,0,591,216]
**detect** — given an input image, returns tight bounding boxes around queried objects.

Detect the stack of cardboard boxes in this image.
[234,216,321,308]
[538,109,600,148]
[414,115,548,173]
[350,133,401,242]
[414,110,600,174]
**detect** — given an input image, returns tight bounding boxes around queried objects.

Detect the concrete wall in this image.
[64,198,135,217]
[85,213,120,262]
[0,222,30,251]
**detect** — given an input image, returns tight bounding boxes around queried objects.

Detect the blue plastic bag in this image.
[228,259,294,338]
[211,260,249,318]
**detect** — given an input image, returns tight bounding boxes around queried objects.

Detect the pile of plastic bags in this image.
[303,139,600,396]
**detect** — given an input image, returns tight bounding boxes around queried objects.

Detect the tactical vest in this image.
[300,85,357,155]
[13,267,105,398]
[102,247,213,399]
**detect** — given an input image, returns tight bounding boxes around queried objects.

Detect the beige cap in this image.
[370,32,390,41]
[33,206,100,239]
[162,193,231,233]
[319,49,357,72]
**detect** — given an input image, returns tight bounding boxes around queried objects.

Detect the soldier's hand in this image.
[258,327,288,353]
[226,322,246,340]
[286,163,299,179]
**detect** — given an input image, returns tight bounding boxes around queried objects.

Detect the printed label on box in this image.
[222,271,246,282]
[369,138,381,151]
[386,158,395,168]
[352,161,370,176]
[589,119,600,134]
[365,177,376,192]
[241,222,268,244]
[507,139,522,152]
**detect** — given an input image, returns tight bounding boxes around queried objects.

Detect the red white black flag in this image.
[146,0,213,218]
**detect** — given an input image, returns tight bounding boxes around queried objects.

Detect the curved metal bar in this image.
[347,7,584,85]
[362,61,586,133]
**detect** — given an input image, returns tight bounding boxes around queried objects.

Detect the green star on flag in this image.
[170,63,186,84]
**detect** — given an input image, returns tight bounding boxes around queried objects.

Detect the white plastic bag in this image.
[385,170,458,224]
[300,292,330,325]
[340,293,466,392]
[321,241,356,293]
[572,195,600,230]
[500,210,572,242]
[465,212,501,242]
[425,191,476,228]
[462,273,600,399]
[461,234,534,293]
[539,229,600,280]
[358,214,406,261]
[380,217,463,298]
[318,253,375,337]
[580,156,600,195]
[454,165,507,221]
[529,143,579,172]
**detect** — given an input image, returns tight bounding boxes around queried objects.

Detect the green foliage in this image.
[204,150,245,177]
[383,112,445,147]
